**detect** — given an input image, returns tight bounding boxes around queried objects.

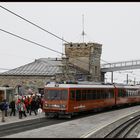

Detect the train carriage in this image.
[43,83,140,118]
[115,85,140,106]
[43,83,116,118]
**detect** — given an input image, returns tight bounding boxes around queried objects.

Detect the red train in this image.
[43,82,140,118]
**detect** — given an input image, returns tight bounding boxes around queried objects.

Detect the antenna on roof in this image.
[81,14,86,43]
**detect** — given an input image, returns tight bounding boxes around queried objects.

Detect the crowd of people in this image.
[0,94,44,122]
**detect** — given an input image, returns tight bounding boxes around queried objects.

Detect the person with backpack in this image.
[17,99,27,119]
[0,99,7,122]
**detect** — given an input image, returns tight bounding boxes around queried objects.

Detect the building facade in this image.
[0,42,102,94]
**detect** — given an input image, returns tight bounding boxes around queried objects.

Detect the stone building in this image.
[0,42,102,95]
[0,57,89,95]
[65,42,102,81]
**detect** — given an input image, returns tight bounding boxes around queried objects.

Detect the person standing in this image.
[24,96,29,113]
[0,99,7,122]
[17,99,27,119]
[29,97,37,115]
[5,99,9,117]
[9,99,16,116]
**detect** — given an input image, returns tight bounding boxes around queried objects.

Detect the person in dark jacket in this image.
[0,99,7,122]
[4,99,9,117]
[29,97,37,115]
[9,99,16,116]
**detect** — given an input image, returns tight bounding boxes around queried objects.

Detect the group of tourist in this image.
[0,94,44,122]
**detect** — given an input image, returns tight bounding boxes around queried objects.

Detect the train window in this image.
[87,92,92,100]
[100,90,104,99]
[104,92,107,99]
[87,90,91,94]
[81,90,87,100]
[104,89,108,99]
[104,89,109,99]
[118,89,124,97]
[101,89,108,99]
[96,90,101,99]
[109,89,114,98]
[92,93,96,99]
[86,93,89,100]
[61,90,68,100]
[70,90,75,100]
[50,90,58,100]
[91,90,96,99]
[91,90,96,94]
[127,90,129,96]
[46,90,68,100]
[130,91,132,96]
[81,92,86,100]
[126,90,129,97]
[103,89,108,99]
[76,90,81,101]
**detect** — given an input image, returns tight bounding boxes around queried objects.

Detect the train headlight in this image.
[60,104,66,108]
[53,104,60,108]
[45,104,48,107]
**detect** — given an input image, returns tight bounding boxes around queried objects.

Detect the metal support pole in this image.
[126,74,128,85]
[134,77,136,85]
[111,71,113,84]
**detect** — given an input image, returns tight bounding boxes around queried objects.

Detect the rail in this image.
[104,115,140,138]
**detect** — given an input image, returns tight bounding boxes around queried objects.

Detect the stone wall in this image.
[65,42,102,81]
[0,75,52,94]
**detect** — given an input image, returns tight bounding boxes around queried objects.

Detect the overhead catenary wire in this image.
[0,5,92,66]
[0,5,111,65]
[0,28,64,55]
[0,28,90,69]
[0,5,70,44]
[0,4,113,74]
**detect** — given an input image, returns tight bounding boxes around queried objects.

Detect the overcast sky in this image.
[0,2,140,83]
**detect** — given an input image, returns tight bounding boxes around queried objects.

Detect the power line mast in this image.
[81,14,86,43]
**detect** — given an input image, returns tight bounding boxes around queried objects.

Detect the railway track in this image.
[104,115,140,138]
[0,117,69,137]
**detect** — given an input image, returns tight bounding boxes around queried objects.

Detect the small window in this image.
[70,90,75,100]
[76,90,81,101]
[81,93,86,100]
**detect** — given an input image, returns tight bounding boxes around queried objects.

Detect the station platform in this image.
[0,110,45,126]
[1,105,140,138]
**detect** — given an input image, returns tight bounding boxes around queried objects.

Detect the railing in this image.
[101,60,140,69]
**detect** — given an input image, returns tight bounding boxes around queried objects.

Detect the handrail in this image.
[101,60,140,69]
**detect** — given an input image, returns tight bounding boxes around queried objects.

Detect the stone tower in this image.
[65,42,102,81]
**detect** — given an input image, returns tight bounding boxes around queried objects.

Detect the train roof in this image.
[45,83,114,88]
[45,83,140,89]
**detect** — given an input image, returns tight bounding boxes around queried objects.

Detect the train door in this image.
[69,89,76,112]
[74,89,83,113]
